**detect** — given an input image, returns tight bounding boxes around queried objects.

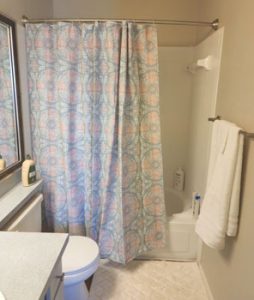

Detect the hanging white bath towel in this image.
[195,120,244,250]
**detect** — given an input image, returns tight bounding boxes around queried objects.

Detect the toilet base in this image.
[64,282,89,300]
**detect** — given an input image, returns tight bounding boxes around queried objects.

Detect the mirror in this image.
[0,14,24,179]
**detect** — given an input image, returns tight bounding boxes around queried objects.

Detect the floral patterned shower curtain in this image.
[26,21,166,263]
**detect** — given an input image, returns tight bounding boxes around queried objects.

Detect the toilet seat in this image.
[63,258,99,286]
[62,236,100,285]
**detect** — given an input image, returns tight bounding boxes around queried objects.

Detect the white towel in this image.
[195,120,244,249]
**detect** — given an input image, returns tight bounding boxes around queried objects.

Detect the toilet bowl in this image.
[62,236,100,300]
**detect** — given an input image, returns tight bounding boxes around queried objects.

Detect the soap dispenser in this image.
[0,154,6,171]
[22,154,36,186]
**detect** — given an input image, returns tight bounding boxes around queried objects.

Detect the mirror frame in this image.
[0,13,24,180]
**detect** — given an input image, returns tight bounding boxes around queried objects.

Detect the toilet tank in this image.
[3,193,43,232]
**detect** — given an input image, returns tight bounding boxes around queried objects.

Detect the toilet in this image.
[62,236,99,300]
[3,193,100,300]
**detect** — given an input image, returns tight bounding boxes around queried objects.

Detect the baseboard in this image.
[198,262,214,300]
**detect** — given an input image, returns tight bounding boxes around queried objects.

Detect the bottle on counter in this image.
[0,154,6,171]
[192,192,201,218]
[22,154,36,186]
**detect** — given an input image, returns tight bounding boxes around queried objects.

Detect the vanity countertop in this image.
[0,232,68,300]
[0,180,43,228]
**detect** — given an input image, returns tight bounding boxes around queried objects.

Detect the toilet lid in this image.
[62,236,99,274]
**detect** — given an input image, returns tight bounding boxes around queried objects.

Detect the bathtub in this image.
[139,188,199,261]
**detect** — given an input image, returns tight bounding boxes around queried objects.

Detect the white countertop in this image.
[0,180,43,228]
[0,232,68,300]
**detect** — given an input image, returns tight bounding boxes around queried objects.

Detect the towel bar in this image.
[208,116,254,138]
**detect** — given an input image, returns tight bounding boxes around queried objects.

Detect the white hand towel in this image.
[195,120,244,249]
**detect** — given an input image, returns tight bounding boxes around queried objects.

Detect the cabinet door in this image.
[43,276,64,300]
[54,279,64,300]
[50,261,64,300]
[44,289,50,300]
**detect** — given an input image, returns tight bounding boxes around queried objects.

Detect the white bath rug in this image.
[89,259,209,300]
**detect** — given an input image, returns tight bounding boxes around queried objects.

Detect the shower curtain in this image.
[26,21,166,263]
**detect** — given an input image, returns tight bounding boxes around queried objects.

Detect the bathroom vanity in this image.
[0,232,68,300]
[0,180,68,300]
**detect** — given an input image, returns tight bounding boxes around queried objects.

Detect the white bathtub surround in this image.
[140,208,199,261]
[185,28,224,201]
[90,259,209,300]
[196,120,244,249]
[159,47,194,204]
[151,29,224,263]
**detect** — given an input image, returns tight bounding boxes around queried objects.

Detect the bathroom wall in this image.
[0,1,53,194]
[158,47,193,214]
[0,0,53,154]
[185,28,224,200]
[52,0,199,46]
[0,0,52,19]
[197,1,254,300]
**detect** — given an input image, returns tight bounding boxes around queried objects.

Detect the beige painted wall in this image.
[197,1,254,300]
[0,0,53,154]
[53,0,199,46]
[0,0,52,21]
[0,1,53,192]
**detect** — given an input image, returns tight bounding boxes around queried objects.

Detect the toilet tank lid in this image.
[62,236,99,274]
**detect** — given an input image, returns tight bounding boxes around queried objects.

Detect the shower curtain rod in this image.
[21,15,219,30]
